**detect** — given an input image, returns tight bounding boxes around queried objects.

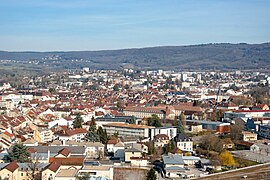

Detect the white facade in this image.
[177,140,193,152]
[150,127,177,140]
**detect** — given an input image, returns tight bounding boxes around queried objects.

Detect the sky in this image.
[0,0,270,51]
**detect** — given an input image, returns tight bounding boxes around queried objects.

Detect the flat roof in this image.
[56,169,77,177]
[103,123,155,129]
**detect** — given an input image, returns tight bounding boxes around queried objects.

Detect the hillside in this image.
[1,43,270,71]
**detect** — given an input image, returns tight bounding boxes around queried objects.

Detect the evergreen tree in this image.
[148,114,162,127]
[146,168,157,180]
[97,126,108,145]
[73,113,83,128]
[174,119,185,134]
[8,143,30,163]
[84,117,100,142]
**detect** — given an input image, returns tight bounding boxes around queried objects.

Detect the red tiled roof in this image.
[5,161,19,172]
[58,148,70,157]
[49,157,84,166]
[3,131,14,138]
[27,148,37,153]
[47,162,61,172]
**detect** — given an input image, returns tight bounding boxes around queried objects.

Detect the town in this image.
[0,68,270,180]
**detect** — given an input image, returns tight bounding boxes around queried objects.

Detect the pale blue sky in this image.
[0,0,269,51]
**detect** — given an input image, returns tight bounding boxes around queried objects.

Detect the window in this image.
[21,173,23,176]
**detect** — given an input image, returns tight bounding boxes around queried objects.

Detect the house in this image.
[42,162,61,180]
[125,147,142,161]
[111,141,125,160]
[221,138,234,149]
[242,131,257,141]
[107,139,118,153]
[55,169,78,180]
[175,133,193,152]
[0,161,19,180]
[18,162,49,180]
[56,128,87,142]
[162,154,186,178]
[154,134,169,147]
[130,157,149,167]
[84,142,104,159]
[23,138,38,146]
[250,143,270,154]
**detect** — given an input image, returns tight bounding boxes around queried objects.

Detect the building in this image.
[34,126,53,143]
[186,120,230,133]
[79,165,114,180]
[150,126,177,140]
[242,131,257,141]
[259,124,270,139]
[175,134,193,152]
[103,123,154,138]
[154,134,169,147]
[125,147,142,161]
[162,154,186,178]
[123,106,165,119]
[56,128,88,142]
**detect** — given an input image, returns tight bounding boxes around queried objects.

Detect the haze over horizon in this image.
[1,0,270,51]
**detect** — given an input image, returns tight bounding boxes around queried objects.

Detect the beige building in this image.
[125,148,142,161]
[0,162,19,180]
[42,162,61,180]
[242,131,257,141]
[79,166,114,179]
[33,126,53,143]
[55,169,77,180]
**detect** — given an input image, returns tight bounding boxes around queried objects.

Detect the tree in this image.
[26,155,43,180]
[265,148,270,156]
[199,134,224,156]
[48,88,56,94]
[76,173,90,180]
[230,123,244,142]
[173,119,185,134]
[113,84,120,91]
[97,126,108,145]
[220,151,235,167]
[112,131,119,138]
[148,114,162,127]
[7,143,30,163]
[210,153,221,169]
[73,113,83,128]
[84,117,100,142]
[146,168,157,180]
[89,116,96,127]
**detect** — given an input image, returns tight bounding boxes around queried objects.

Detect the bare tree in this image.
[251,146,256,153]
[27,154,43,180]
[259,148,262,154]
[265,148,270,156]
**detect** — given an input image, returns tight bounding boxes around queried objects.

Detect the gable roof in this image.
[47,162,61,172]
[58,148,70,157]
[49,157,84,166]
[4,161,19,172]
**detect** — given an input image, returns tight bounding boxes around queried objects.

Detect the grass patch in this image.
[234,157,260,168]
